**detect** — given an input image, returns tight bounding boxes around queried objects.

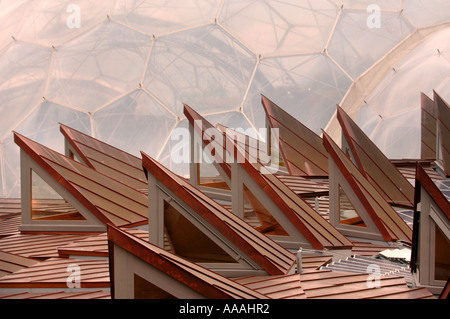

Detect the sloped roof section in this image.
[183,104,232,180]
[300,269,434,299]
[107,225,268,299]
[416,164,450,220]
[322,131,412,243]
[0,251,39,278]
[261,95,328,177]
[221,133,353,250]
[141,151,296,276]
[185,104,352,250]
[337,106,415,208]
[14,132,148,228]
[0,290,110,299]
[58,228,149,258]
[421,93,438,160]
[233,274,306,299]
[0,233,90,259]
[60,124,148,191]
[435,91,450,177]
[0,257,109,289]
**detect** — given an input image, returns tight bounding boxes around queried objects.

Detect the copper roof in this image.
[435,91,450,177]
[323,131,413,243]
[421,93,439,160]
[276,175,329,197]
[0,232,91,259]
[337,106,415,208]
[0,290,110,299]
[58,228,149,258]
[14,132,148,228]
[233,274,306,299]
[222,134,353,250]
[415,164,450,220]
[0,101,441,299]
[299,269,434,299]
[261,95,329,177]
[60,124,148,191]
[108,225,268,299]
[142,151,296,275]
[183,104,232,180]
[0,250,39,278]
[0,257,109,289]
[184,104,352,250]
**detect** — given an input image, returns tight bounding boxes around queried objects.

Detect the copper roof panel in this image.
[0,250,39,278]
[261,95,328,177]
[0,290,110,299]
[323,131,412,243]
[421,93,438,160]
[142,152,296,275]
[0,233,90,259]
[435,92,450,177]
[337,106,415,208]
[58,228,149,258]
[0,257,109,289]
[108,225,268,299]
[14,132,148,228]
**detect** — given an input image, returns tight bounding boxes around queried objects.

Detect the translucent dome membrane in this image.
[144,24,256,116]
[0,0,449,197]
[358,26,450,159]
[220,0,339,56]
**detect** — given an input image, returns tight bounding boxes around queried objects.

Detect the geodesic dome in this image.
[0,0,450,198]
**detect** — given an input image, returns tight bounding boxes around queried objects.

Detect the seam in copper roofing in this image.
[322,130,413,243]
[107,225,268,299]
[184,104,352,249]
[415,164,450,219]
[261,94,329,177]
[142,151,296,275]
[0,257,110,289]
[337,105,415,208]
[434,91,450,177]
[14,132,148,228]
[224,138,353,249]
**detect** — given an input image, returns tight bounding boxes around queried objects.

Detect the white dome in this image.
[0,0,449,197]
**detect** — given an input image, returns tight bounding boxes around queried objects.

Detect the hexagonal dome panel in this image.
[327,9,414,79]
[93,89,177,158]
[0,42,52,139]
[1,100,91,197]
[220,0,339,56]
[2,0,116,47]
[357,26,450,159]
[144,24,256,116]
[244,53,352,135]
[112,0,221,36]
[47,20,151,112]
